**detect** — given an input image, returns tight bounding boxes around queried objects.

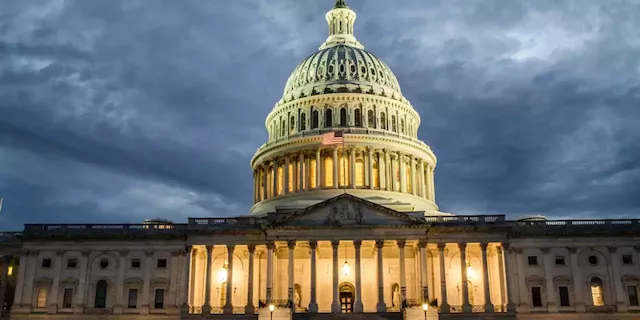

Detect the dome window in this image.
[400,119,405,134]
[354,108,362,127]
[300,113,307,131]
[340,108,347,126]
[360,65,366,74]
[391,115,397,133]
[339,63,346,75]
[311,110,319,129]
[328,64,335,75]
[325,109,333,127]
[350,64,356,74]
[290,116,296,133]
[367,110,374,127]
[381,113,387,130]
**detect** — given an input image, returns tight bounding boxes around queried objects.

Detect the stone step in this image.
[293,312,403,320]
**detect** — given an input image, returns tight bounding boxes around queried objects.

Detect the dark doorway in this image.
[95,280,107,308]
[339,283,354,313]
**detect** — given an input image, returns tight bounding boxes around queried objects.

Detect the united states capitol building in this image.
[1,1,639,320]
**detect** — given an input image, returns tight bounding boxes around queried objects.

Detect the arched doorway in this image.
[339,282,355,313]
[95,280,107,308]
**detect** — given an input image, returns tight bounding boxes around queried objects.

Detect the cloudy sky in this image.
[1,0,639,229]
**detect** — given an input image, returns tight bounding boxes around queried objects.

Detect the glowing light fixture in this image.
[218,266,228,283]
[466,264,476,280]
[422,303,429,311]
[269,304,275,312]
[342,261,350,276]
[7,266,13,276]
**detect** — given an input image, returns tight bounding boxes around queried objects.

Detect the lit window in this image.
[7,266,13,276]
[338,155,349,187]
[37,288,48,308]
[277,166,283,195]
[288,163,294,192]
[355,159,365,187]
[324,157,334,187]
[372,159,380,189]
[590,277,604,306]
[310,159,317,188]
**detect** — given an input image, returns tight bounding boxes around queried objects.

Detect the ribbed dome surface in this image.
[281,45,404,103]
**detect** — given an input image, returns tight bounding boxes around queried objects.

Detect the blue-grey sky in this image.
[1,0,639,229]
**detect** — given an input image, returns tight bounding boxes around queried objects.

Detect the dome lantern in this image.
[320,0,364,50]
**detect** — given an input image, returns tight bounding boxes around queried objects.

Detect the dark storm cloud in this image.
[1,0,639,229]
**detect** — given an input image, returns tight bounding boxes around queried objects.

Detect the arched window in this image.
[400,119,405,134]
[367,110,374,127]
[290,116,295,133]
[391,115,397,132]
[311,110,319,129]
[381,113,387,130]
[324,157,334,187]
[590,277,604,306]
[300,113,306,131]
[281,119,286,137]
[325,109,333,127]
[95,280,107,308]
[354,108,362,127]
[340,108,347,126]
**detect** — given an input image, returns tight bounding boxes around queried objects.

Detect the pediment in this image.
[274,194,423,227]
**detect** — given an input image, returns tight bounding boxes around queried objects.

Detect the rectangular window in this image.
[531,287,542,307]
[558,286,570,307]
[36,288,48,308]
[131,259,141,269]
[628,285,639,306]
[128,289,138,308]
[528,256,538,266]
[67,258,77,269]
[154,289,165,309]
[623,255,633,265]
[157,259,167,268]
[41,258,52,269]
[62,288,73,308]
[555,256,565,265]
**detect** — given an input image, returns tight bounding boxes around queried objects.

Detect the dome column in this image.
[299,153,305,191]
[419,160,426,199]
[399,152,407,193]
[272,157,278,198]
[390,153,397,191]
[316,149,322,188]
[332,147,339,189]
[349,147,356,189]
[382,149,389,191]
[284,155,290,194]
[262,165,268,201]
[410,156,417,196]
[367,147,374,189]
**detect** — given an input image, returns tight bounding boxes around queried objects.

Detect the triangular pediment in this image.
[274,194,423,227]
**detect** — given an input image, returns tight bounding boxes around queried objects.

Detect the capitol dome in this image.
[250,0,442,216]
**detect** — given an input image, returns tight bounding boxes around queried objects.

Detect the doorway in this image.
[339,283,355,313]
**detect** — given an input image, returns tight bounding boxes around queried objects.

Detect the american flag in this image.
[321,131,344,145]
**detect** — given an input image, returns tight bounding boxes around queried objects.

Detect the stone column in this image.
[305,154,311,191]
[496,247,506,309]
[0,257,9,316]
[419,160,426,198]
[12,252,26,309]
[438,243,450,313]
[354,240,363,312]
[608,246,626,312]
[47,251,64,313]
[399,152,407,193]
[308,241,319,312]
[331,241,341,313]
[350,147,356,188]
[410,156,416,195]
[113,250,127,314]
[266,242,274,302]
[398,240,407,302]
[383,149,389,191]
[299,153,305,191]
[380,150,387,190]
[459,243,471,313]
[502,243,516,312]
[202,246,213,314]
[139,251,153,314]
[262,165,268,200]
[272,157,278,197]
[481,243,494,312]
[376,240,387,312]
[245,245,256,314]
[316,149,322,188]
[541,247,557,312]
[568,247,585,312]
[287,241,296,311]
[284,156,290,194]
[223,245,235,314]
[368,148,374,188]
[390,154,397,192]
[73,251,89,313]
[419,240,428,301]
[332,147,339,189]
[181,246,193,314]
[430,166,436,200]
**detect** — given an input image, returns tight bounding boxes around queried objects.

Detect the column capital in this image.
[55,250,65,257]
[309,240,318,249]
[457,242,467,250]
[316,148,322,155]
[375,240,384,248]
[418,239,428,248]
[568,246,578,254]
[118,250,128,257]
[437,242,447,251]
[185,245,193,253]
[382,148,388,155]
[81,250,91,257]
[247,245,256,253]
[353,240,362,248]
[331,240,340,248]
[502,242,510,250]
[266,241,275,250]
[366,146,374,153]
[480,242,489,251]
[541,246,551,254]
[145,250,154,257]
[397,240,406,248]
[287,240,297,249]
[205,245,214,253]
[607,246,618,253]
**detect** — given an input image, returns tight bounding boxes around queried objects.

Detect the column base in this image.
[484,303,494,313]
[376,301,387,313]
[139,305,150,315]
[574,302,585,312]
[46,305,58,314]
[547,302,558,313]
[202,305,212,315]
[331,301,341,313]
[440,303,450,314]
[308,301,318,313]
[616,302,628,312]
[354,301,363,313]
[462,304,472,313]
[180,303,190,315]
[245,305,255,315]
[112,304,123,314]
[223,304,233,314]
[73,304,84,314]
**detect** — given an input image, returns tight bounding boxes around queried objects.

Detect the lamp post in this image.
[269,304,275,320]
[422,303,428,320]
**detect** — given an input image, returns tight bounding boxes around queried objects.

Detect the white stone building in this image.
[1,1,639,320]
